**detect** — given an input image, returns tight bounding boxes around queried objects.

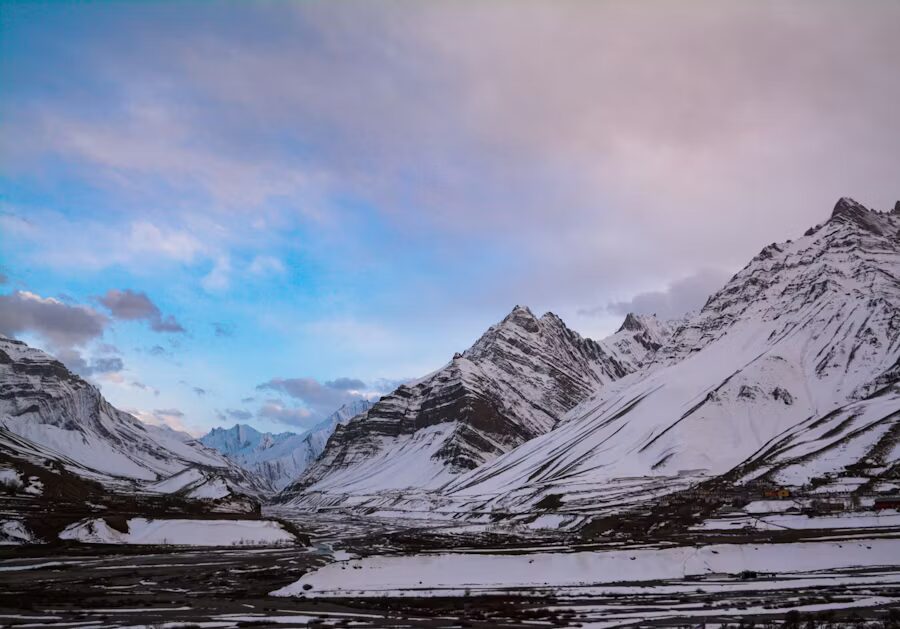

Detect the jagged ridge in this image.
[282,305,661,499]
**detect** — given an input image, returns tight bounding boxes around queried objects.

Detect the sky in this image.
[2,1,899,436]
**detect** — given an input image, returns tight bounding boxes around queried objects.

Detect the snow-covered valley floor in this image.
[273,538,900,599]
[2,513,899,628]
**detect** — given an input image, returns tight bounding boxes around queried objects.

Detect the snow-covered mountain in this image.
[440,197,900,519]
[200,399,373,490]
[281,305,660,500]
[279,197,899,530]
[0,335,268,505]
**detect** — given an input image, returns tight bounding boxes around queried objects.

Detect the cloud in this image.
[28,1,892,278]
[590,268,733,321]
[257,402,312,428]
[0,290,134,378]
[131,380,160,396]
[178,380,209,397]
[51,348,124,378]
[128,221,205,263]
[324,377,366,391]
[99,289,160,320]
[248,255,285,276]
[256,376,371,423]
[0,290,108,348]
[219,408,253,422]
[29,95,316,210]
[212,322,234,337]
[96,289,185,333]
[131,407,199,436]
[152,315,184,333]
[88,356,125,374]
[4,2,900,352]
[2,209,212,274]
[147,344,168,356]
[201,256,231,292]
[369,377,411,394]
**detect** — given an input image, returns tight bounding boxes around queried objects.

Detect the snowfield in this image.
[59,518,297,546]
[273,538,900,598]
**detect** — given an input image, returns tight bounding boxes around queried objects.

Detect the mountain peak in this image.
[831,196,867,217]
[507,304,536,318]
[207,423,260,438]
[284,307,631,498]
[539,311,566,326]
[828,196,891,235]
[500,304,540,333]
[617,312,649,333]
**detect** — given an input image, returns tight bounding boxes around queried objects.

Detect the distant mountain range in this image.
[199,399,373,490]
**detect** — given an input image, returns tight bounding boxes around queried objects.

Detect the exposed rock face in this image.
[282,306,638,498]
[0,336,266,498]
[200,399,373,490]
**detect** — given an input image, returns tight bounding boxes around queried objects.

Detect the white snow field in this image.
[273,538,899,598]
[59,518,297,546]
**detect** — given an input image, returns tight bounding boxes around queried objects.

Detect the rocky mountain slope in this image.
[439,197,900,523]
[281,305,667,500]
[0,335,268,512]
[200,399,373,490]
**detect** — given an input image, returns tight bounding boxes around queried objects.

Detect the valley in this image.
[2,508,899,628]
[1,197,899,627]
